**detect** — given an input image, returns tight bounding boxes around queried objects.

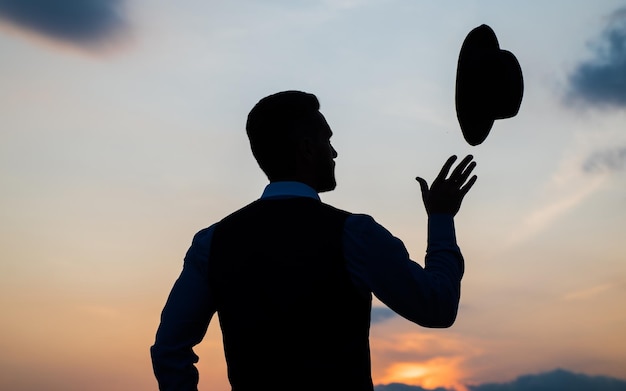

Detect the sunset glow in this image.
[378,359,467,391]
[1,1,626,390]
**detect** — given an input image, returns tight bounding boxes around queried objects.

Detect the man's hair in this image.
[246,90,321,180]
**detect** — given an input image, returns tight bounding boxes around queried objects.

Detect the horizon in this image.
[376,368,626,391]
[1,1,625,390]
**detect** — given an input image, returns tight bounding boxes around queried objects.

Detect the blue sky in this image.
[0,1,625,390]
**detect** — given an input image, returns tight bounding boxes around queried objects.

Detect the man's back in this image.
[209,197,374,390]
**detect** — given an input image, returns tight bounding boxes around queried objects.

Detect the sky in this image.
[0,1,625,390]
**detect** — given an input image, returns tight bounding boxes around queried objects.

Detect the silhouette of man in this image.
[150,90,477,391]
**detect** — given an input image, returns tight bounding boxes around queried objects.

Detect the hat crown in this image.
[455,24,524,146]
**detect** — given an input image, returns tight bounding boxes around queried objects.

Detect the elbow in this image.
[427,283,461,328]
[403,308,458,328]
[435,311,458,328]
[391,283,462,328]
[420,305,459,328]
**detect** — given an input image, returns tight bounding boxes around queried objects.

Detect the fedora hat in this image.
[455,24,524,146]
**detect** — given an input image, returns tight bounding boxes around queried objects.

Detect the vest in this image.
[209,197,373,391]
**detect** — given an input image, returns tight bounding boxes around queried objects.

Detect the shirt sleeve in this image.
[150,225,218,391]
[343,213,464,328]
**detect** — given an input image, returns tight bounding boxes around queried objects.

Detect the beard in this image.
[316,164,336,193]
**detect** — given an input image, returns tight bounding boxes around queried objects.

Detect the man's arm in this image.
[151,226,217,391]
[344,213,463,327]
[344,155,476,327]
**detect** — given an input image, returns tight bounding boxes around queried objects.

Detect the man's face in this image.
[310,112,338,193]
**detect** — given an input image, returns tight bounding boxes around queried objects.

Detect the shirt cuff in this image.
[427,213,457,245]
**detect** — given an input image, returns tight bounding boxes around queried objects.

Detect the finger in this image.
[449,154,474,181]
[457,161,477,185]
[415,177,429,201]
[460,175,477,196]
[435,155,457,182]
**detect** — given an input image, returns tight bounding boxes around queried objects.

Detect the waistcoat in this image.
[209,197,373,391]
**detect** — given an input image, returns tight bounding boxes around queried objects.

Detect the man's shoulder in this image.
[315,206,392,240]
[342,213,395,239]
[191,223,218,245]
[319,200,352,218]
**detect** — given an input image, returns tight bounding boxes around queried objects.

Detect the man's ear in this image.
[300,136,316,163]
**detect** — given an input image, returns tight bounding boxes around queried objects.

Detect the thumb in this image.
[415,177,429,201]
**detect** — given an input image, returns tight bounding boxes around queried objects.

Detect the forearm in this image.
[410,213,464,327]
[151,343,201,391]
[151,267,215,390]
[151,227,217,390]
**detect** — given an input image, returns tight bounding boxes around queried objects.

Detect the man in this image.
[151,90,477,391]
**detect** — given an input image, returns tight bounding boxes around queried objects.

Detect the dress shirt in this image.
[151,181,465,390]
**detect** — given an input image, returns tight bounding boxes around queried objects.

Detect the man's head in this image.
[246,91,337,192]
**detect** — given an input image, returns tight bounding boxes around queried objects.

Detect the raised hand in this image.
[415,155,477,216]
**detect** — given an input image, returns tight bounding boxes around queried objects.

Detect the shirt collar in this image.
[261,181,321,201]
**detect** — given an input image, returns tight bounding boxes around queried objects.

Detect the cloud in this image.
[561,283,613,301]
[377,358,468,391]
[372,306,397,324]
[468,368,626,391]
[376,380,452,391]
[0,0,128,48]
[374,369,626,391]
[370,330,481,391]
[501,129,624,250]
[567,7,626,108]
[503,174,606,248]
[582,146,626,173]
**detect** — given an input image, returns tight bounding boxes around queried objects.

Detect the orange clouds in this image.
[378,358,468,391]
[370,324,482,391]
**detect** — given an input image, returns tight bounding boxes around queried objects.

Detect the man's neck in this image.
[261,181,320,200]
